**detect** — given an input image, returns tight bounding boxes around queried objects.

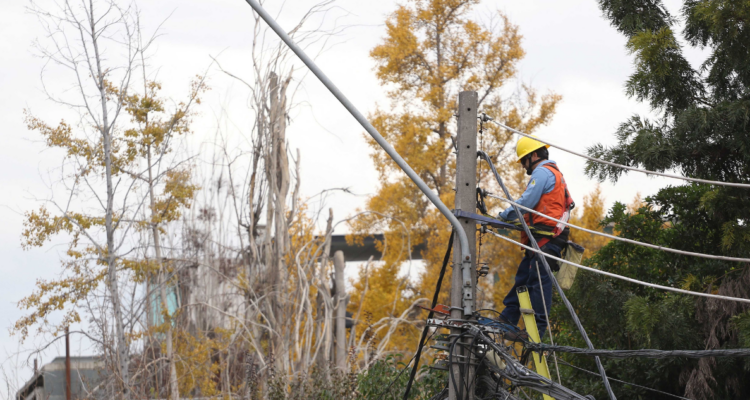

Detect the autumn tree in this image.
[16,1,204,397]
[568,185,610,259]
[159,3,372,397]
[348,0,561,351]
[121,76,205,399]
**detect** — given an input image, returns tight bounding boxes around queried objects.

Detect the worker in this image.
[497,135,573,337]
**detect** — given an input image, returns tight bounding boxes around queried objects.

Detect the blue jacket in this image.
[499,160,558,221]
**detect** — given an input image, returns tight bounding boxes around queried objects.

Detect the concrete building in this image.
[16,356,105,400]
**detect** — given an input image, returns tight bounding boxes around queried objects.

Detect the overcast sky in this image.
[0,0,706,393]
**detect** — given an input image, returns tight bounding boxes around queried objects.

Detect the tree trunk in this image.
[93,19,129,397]
[147,147,180,400]
[316,209,335,371]
[333,251,347,371]
[262,71,293,373]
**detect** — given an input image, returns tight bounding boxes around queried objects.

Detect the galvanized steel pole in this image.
[242,0,474,314]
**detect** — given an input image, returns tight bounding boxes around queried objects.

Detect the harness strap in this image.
[526,163,574,238]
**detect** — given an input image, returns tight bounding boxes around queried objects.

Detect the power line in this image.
[485,118,750,189]
[486,230,750,305]
[485,193,750,263]
[556,359,692,400]
[529,344,750,359]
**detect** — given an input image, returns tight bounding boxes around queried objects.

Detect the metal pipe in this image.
[241,0,473,287]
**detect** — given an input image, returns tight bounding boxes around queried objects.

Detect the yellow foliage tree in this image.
[627,192,646,215]
[348,0,561,354]
[568,185,610,259]
[123,78,205,400]
[18,76,205,400]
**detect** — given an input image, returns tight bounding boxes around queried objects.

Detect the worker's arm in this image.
[499,164,555,221]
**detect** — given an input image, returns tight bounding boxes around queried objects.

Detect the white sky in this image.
[0,0,707,394]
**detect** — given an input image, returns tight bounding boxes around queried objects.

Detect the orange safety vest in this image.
[521,163,573,247]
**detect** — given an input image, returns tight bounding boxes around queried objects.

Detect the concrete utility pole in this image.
[450,91,478,400]
[333,250,348,370]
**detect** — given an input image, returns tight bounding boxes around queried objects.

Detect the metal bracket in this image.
[452,209,520,231]
[462,259,474,315]
[427,318,505,335]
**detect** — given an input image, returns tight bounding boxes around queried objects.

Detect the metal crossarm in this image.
[452,209,521,231]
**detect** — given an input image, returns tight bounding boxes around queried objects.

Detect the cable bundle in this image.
[526,344,750,359]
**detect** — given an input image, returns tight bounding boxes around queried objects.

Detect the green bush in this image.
[264,355,447,400]
[357,354,447,400]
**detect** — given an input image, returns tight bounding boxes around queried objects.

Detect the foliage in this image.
[16,77,203,332]
[568,185,610,259]
[348,0,561,356]
[256,354,444,400]
[356,355,447,400]
[170,327,224,397]
[16,3,210,397]
[557,3,750,396]
[553,190,750,399]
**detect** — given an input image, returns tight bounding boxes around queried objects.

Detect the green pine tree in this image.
[554,2,750,399]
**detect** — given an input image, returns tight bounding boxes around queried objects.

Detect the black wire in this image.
[403,230,454,399]
[450,332,470,400]
[463,333,480,396]
[477,309,503,316]
[527,344,750,359]
[556,358,692,400]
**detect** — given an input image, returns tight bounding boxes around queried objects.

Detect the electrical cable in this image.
[556,359,693,400]
[403,231,454,399]
[469,326,595,400]
[477,151,618,400]
[449,332,472,400]
[465,332,480,396]
[486,229,750,305]
[485,193,750,263]
[527,344,750,359]
[535,260,562,384]
[485,117,750,189]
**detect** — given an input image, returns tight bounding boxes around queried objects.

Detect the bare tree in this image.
[17,1,206,398]
[161,1,424,395]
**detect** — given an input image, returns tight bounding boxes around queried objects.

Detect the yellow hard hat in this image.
[516,135,550,163]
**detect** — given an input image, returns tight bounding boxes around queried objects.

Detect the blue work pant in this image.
[499,243,561,336]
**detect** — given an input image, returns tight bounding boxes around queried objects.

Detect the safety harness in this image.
[476,162,574,250]
[524,163,574,248]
